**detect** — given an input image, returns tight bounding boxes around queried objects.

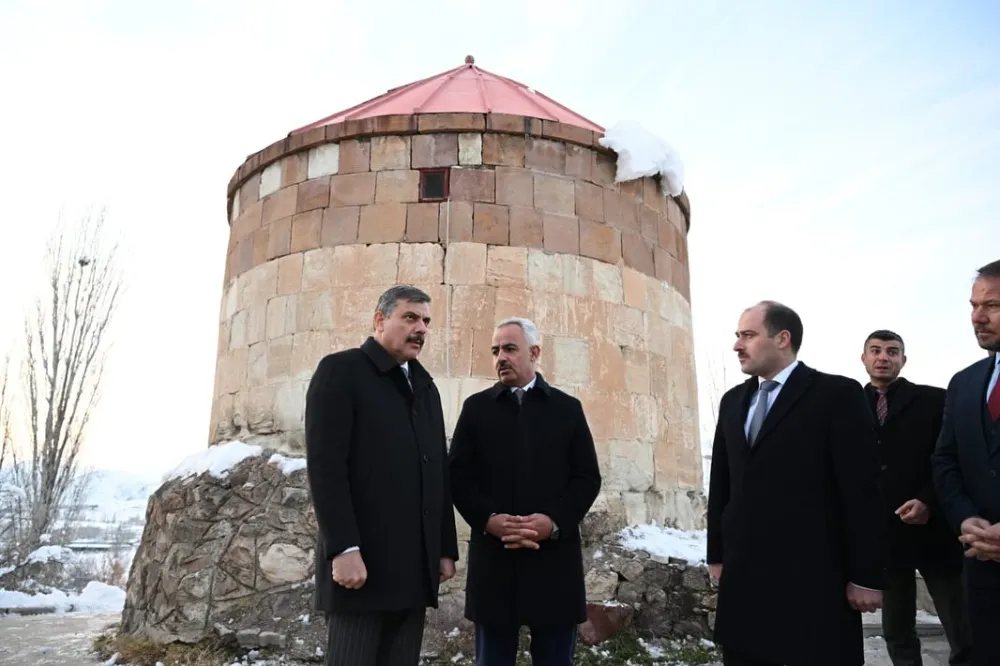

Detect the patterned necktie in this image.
[876,388,888,425]
[748,380,779,446]
[401,365,412,391]
[988,377,1000,422]
[513,388,525,404]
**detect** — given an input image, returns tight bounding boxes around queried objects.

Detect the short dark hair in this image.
[375,285,431,317]
[976,259,1000,280]
[864,329,905,353]
[758,300,804,353]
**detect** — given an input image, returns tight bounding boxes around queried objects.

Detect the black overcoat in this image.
[864,378,963,573]
[448,373,602,627]
[305,337,459,614]
[706,362,885,666]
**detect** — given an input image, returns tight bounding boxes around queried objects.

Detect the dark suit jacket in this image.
[706,362,885,666]
[304,337,459,614]
[448,372,602,627]
[864,378,964,573]
[932,353,1000,531]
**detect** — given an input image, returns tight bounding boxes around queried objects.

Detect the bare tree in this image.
[10,212,123,550]
[0,354,23,553]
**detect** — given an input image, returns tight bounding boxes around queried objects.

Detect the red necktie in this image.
[988,377,1000,422]
[876,389,888,425]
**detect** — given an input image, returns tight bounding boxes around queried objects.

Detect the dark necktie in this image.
[401,365,412,391]
[988,374,1000,421]
[876,388,888,425]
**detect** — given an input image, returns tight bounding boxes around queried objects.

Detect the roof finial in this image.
[465,55,475,65]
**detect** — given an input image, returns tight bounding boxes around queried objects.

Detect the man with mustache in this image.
[860,330,972,666]
[305,285,459,666]
[706,300,885,666]
[932,259,1000,666]
[448,317,602,666]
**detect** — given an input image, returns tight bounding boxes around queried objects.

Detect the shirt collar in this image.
[511,374,537,392]
[763,359,799,388]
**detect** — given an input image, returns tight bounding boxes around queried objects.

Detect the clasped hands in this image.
[486,513,553,550]
[960,517,1000,562]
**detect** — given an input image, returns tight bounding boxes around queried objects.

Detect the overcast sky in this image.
[1,0,997,480]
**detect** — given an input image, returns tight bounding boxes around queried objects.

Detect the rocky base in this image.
[120,445,715,662]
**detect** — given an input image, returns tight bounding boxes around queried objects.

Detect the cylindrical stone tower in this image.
[211,57,701,529]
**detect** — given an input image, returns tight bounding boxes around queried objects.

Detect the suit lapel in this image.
[735,377,758,448]
[751,363,815,449]
[883,378,917,425]
[977,355,999,455]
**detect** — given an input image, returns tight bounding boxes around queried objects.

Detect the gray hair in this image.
[495,317,540,346]
[375,285,431,317]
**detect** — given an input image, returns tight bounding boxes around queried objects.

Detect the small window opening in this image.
[419,169,449,202]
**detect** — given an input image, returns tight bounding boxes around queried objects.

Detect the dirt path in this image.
[0,611,118,665]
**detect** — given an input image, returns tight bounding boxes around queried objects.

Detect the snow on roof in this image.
[163,440,263,483]
[598,120,686,197]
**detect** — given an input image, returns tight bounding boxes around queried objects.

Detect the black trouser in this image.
[474,623,577,666]
[966,558,1000,666]
[721,645,781,666]
[881,566,972,666]
[324,608,425,666]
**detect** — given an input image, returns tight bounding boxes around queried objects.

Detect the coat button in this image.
[422,454,429,463]
[991,469,997,478]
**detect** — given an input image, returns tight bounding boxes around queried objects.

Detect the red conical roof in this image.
[289,56,604,134]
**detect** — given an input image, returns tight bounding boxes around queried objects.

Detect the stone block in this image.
[337,287,388,332]
[262,186,298,226]
[420,324,473,380]
[338,139,370,173]
[412,134,458,168]
[450,168,495,203]
[534,174,575,216]
[653,247,672,282]
[267,335,293,383]
[486,246,527,288]
[231,201,263,244]
[575,181,604,222]
[588,339,626,393]
[508,206,544,249]
[470,328,496,378]
[482,134,525,167]
[542,213,579,255]
[611,304,645,349]
[451,285,497,331]
[579,219,622,266]
[251,228,268,266]
[565,145,592,181]
[439,201,473,242]
[458,133,483,165]
[296,290,336,332]
[296,177,330,213]
[259,161,282,199]
[290,210,322,253]
[495,167,533,207]
[266,216,292,260]
[290,331,333,381]
[398,243,444,284]
[274,380,308,431]
[239,257,279,311]
[418,113,485,132]
[307,143,340,179]
[246,305,266,346]
[370,135,410,171]
[529,289,568,336]
[640,206,659,242]
[608,438,655,491]
[247,341,268,387]
[527,249,563,293]
[301,247,336,292]
[604,190,639,234]
[591,261,624,304]
[623,347,650,394]
[494,287,530,323]
[321,206,360,246]
[329,173,376,207]
[472,203,509,245]
[229,310,247,350]
[375,170,419,203]
[331,243,400,287]
[266,295,297,340]
[525,138,565,174]
[276,253,303,295]
[622,233,655,277]
[592,151,617,187]
[552,337,590,386]
[658,216,679,258]
[444,242,487,285]
[281,152,308,188]
[621,266,648,310]
[405,203,440,242]
[561,254,590,298]
[620,178,643,202]
[667,197,685,231]
[644,179,665,212]
[358,203,407,243]
[566,295,612,342]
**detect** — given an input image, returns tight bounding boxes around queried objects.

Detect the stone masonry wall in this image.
[210,112,701,530]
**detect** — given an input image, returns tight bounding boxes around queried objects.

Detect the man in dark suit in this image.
[304,285,459,666]
[860,329,972,666]
[706,300,885,666]
[932,259,1000,666]
[448,316,602,666]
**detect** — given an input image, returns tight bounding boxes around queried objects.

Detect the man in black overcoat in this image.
[859,329,972,666]
[706,300,886,666]
[304,285,459,666]
[448,316,602,666]
[932,259,1000,666]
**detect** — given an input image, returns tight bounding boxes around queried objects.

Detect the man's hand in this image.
[846,584,883,613]
[500,514,553,550]
[960,517,1000,561]
[708,564,722,582]
[439,557,456,583]
[895,499,929,525]
[331,550,367,589]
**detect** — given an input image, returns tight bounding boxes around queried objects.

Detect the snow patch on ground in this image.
[164,440,263,482]
[268,453,307,475]
[616,523,707,565]
[598,120,685,196]
[0,580,125,613]
[23,545,76,565]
